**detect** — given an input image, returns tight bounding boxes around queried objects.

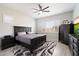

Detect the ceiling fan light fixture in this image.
[33,4,50,15]
[40,11,42,13]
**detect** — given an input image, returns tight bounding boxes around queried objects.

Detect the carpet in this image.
[11,41,57,56]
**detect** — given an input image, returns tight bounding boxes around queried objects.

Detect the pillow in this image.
[18,32,26,35]
[28,32,33,34]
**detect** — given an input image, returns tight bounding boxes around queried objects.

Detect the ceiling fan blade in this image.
[42,6,49,10]
[38,4,42,10]
[32,8,39,11]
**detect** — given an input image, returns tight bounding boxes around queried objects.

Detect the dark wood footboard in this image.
[15,35,46,53]
[30,35,46,52]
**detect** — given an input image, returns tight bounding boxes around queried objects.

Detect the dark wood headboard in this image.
[14,26,31,37]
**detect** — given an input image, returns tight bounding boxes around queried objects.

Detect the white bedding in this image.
[16,34,46,45]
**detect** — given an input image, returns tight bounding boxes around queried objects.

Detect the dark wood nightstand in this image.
[0,36,15,50]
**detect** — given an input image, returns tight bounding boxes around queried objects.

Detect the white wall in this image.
[73,4,79,19]
[36,11,73,33]
[36,11,73,42]
[0,5,36,37]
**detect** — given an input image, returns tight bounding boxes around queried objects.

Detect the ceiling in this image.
[0,3,76,19]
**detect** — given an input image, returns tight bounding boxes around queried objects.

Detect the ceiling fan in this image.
[33,4,50,14]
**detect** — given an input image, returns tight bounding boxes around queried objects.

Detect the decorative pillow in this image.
[18,32,26,35]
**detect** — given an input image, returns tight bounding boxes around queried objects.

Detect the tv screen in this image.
[74,23,79,35]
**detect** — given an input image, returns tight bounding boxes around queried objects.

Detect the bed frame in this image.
[14,26,46,53]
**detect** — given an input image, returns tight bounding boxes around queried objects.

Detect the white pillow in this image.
[18,32,26,35]
[28,32,33,34]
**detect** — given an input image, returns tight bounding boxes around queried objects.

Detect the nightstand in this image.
[0,36,15,50]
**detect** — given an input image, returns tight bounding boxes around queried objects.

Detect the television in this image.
[74,23,79,35]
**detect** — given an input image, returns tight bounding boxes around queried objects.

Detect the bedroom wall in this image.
[0,5,36,37]
[36,11,73,42]
[73,4,79,19]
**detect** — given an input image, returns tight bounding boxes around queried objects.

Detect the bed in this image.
[14,26,46,53]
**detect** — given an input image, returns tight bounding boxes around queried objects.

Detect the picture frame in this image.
[3,14,14,24]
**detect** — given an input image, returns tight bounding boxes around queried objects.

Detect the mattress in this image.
[16,34,46,45]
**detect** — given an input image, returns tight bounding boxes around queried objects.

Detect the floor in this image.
[0,42,71,56]
[53,42,71,56]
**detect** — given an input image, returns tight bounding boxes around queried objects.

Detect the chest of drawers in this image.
[69,34,79,56]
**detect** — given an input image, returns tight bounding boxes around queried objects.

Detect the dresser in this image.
[59,24,70,45]
[69,34,79,56]
[59,23,74,45]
